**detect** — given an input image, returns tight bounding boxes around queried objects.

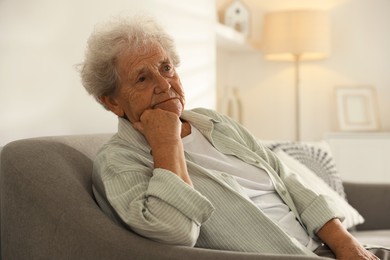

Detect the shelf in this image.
[325,132,390,140]
[325,133,390,183]
[216,23,256,52]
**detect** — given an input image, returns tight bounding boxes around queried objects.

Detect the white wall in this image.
[0,0,216,146]
[216,0,390,141]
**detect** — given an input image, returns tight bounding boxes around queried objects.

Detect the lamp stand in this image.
[293,54,301,141]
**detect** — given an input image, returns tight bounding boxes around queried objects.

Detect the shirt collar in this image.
[117,117,150,152]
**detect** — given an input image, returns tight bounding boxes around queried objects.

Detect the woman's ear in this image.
[100,96,125,117]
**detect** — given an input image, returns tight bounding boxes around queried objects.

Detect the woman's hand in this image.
[333,238,379,260]
[133,108,182,148]
[133,108,193,186]
[317,219,379,260]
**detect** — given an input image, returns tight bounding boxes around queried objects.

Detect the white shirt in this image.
[183,125,318,250]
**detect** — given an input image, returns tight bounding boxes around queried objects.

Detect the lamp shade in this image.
[261,10,330,61]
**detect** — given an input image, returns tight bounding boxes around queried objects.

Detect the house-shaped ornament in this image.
[224,0,251,38]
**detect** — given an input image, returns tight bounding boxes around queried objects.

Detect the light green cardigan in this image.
[92,108,344,256]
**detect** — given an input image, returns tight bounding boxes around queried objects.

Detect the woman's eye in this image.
[163,65,172,72]
[138,76,146,82]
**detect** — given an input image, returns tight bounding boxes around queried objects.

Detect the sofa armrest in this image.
[343,182,390,231]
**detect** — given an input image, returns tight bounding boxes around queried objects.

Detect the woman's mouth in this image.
[152,97,179,109]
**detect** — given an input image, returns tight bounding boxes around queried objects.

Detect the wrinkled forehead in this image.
[116,41,170,77]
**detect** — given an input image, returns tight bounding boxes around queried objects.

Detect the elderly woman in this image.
[80,16,383,259]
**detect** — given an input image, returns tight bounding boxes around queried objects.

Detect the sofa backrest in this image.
[29,134,113,159]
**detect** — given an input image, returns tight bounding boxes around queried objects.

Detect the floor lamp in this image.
[261,10,331,141]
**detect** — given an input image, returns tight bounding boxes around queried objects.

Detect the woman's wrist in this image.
[317,219,350,250]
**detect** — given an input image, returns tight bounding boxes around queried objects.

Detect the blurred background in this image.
[1,0,389,146]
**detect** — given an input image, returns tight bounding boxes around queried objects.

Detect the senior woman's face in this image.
[101,41,185,123]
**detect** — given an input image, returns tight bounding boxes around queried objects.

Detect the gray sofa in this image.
[1,134,389,260]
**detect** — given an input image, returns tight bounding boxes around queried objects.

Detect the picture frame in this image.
[335,86,380,131]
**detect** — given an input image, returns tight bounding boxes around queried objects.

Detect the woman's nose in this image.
[154,74,171,93]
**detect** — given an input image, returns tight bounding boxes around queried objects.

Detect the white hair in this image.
[79,15,180,108]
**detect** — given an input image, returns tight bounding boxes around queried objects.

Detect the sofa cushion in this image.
[274,150,364,229]
[266,141,346,199]
[352,230,390,248]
